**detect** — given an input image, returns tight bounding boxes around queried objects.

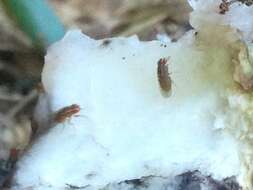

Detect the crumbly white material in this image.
[12,0,253,189]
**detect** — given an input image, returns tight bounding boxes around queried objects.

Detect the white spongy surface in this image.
[13,0,253,189]
[14,30,243,189]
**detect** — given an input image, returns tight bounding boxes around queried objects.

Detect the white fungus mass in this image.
[11,0,253,190]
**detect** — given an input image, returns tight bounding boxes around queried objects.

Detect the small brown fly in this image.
[157,58,172,97]
[54,104,81,123]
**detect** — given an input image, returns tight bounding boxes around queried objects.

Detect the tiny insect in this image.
[54,104,81,123]
[157,58,172,97]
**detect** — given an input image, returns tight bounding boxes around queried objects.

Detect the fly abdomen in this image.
[157,58,172,97]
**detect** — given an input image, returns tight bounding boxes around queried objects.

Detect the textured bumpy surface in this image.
[12,0,253,189]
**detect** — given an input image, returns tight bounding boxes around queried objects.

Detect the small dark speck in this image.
[85,172,96,179]
[160,44,167,48]
[122,57,126,60]
[195,31,198,36]
[65,184,89,189]
[132,54,135,56]
[101,39,111,46]
[124,178,147,188]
